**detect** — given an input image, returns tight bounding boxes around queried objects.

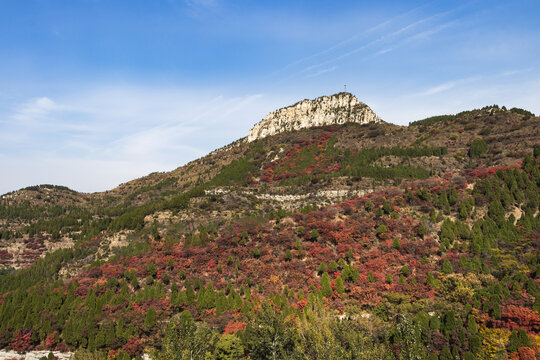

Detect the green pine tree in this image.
[334,277,345,294]
[508,329,532,352]
[442,259,453,275]
[144,306,157,331]
[467,316,478,334]
[320,272,332,298]
[443,310,459,336]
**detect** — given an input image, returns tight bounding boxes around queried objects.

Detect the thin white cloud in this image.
[111,124,203,158]
[12,97,61,122]
[182,0,220,18]
[221,94,263,116]
[301,10,457,74]
[0,84,275,194]
[293,1,482,80]
[499,68,533,77]
[0,154,170,194]
[306,66,337,78]
[404,20,457,42]
[372,48,393,57]
[269,2,433,76]
[379,72,540,126]
[422,82,457,96]
[184,0,218,9]
[412,68,534,98]
[413,76,481,97]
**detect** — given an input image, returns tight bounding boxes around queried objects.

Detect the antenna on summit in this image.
[344,84,347,92]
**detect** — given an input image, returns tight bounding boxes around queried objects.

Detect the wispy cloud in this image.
[221,94,263,116]
[300,9,460,75]
[412,68,535,98]
[269,2,432,76]
[413,76,481,97]
[261,1,481,86]
[0,84,274,193]
[306,66,337,78]
[499,68,533,77]
[12,97,62,122]
[372,48,393,57]
[378,74,540,127]
[182,0,220,18]
[404,20,457,42]
[184,0,218,7]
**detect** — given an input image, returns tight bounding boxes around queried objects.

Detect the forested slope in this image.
[0,105,538,359]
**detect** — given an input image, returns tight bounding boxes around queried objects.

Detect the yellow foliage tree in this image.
[478,327,511,360]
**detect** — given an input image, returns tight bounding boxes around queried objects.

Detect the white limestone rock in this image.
[0,350,72,360]
[247,92,381,142]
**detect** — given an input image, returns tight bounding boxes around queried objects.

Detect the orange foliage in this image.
[224,321,247,334]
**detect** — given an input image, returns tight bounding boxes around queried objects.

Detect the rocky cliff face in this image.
[247,92,381,142]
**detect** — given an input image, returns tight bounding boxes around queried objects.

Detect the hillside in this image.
[0,96,539,359]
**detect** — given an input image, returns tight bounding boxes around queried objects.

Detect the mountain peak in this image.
[247,92,381,142]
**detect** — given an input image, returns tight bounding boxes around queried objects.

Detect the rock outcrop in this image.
[247,92,381,142]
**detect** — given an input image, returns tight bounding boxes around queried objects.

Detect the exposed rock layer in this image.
[247,92,381,142]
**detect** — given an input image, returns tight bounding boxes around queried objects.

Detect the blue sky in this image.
[1,0,539,194]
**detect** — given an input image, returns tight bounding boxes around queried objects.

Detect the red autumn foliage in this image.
[45,331,58,348]
[292,299,308,311]
[463,161,522,179]
[261,132,341,182]
[0,250,13,265]
[122,336,143,356]
[39,166,520,347]
[509,347,536,360]
[224,321,247,334]
[10,328,33,353]
[517,347,536,360]
[74,277,96,297]
[497,305,540,333]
